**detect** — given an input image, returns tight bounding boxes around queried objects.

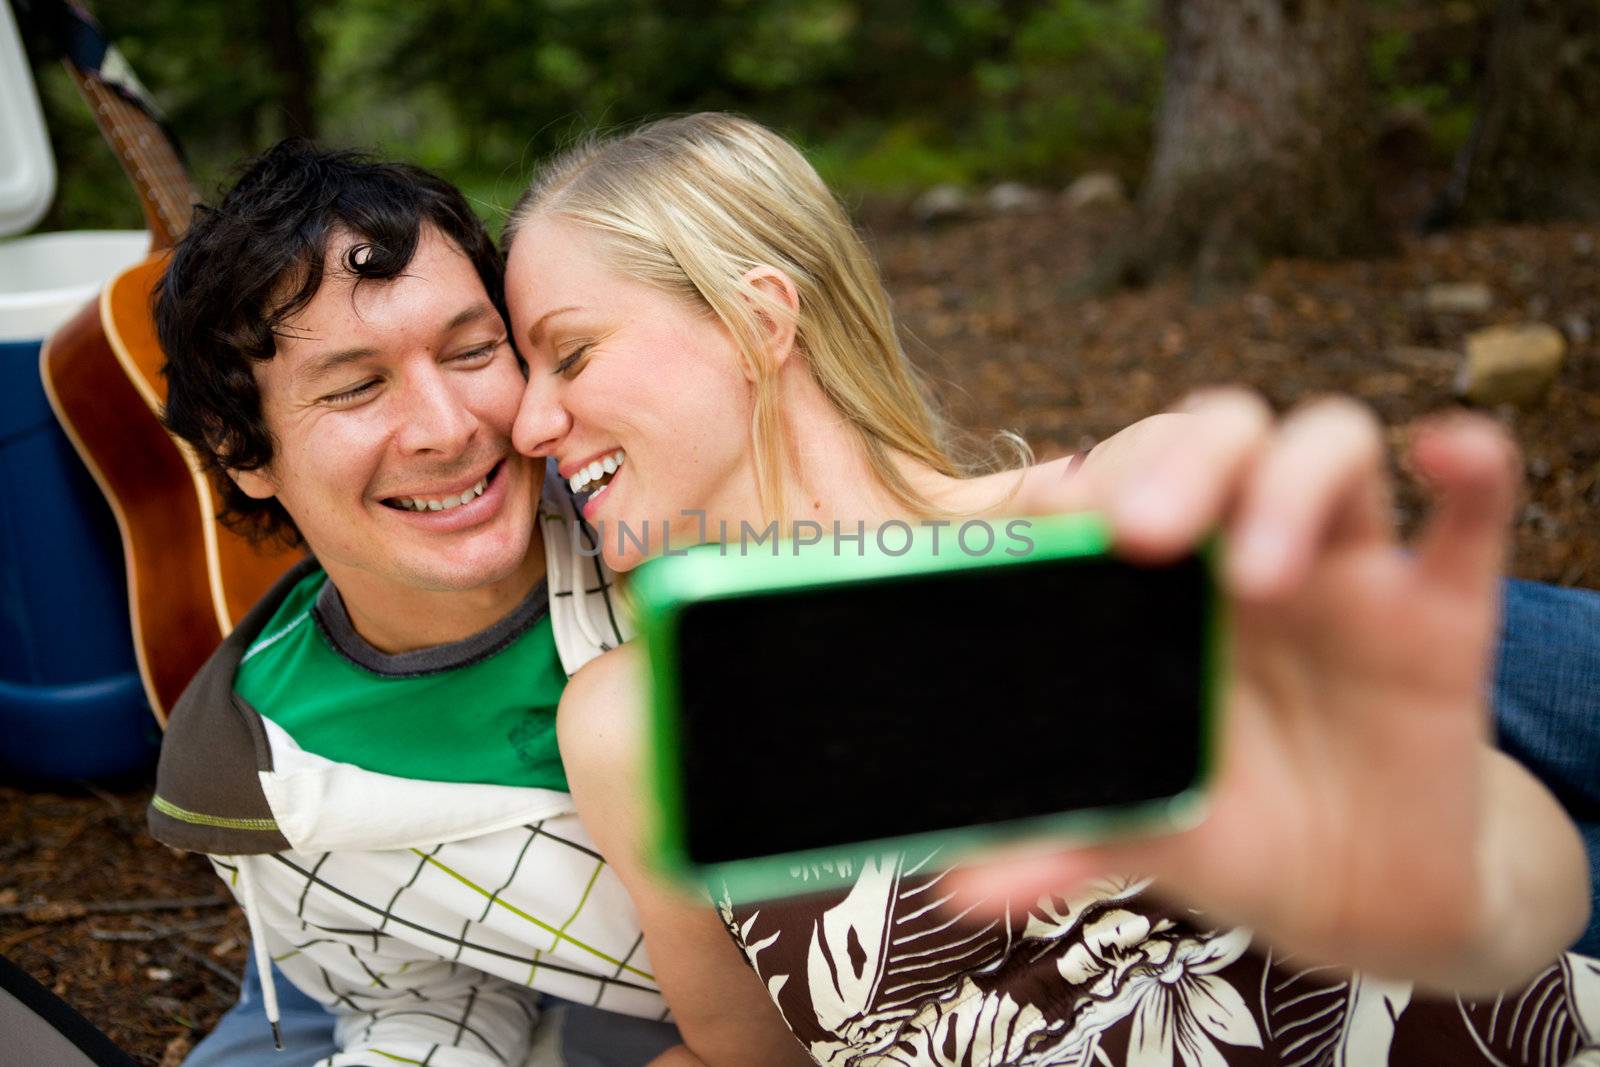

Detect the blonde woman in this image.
[505,114,1594,1066]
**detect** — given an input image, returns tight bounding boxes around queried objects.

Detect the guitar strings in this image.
[87,76,169,234]
[94,76,192,239]
[108,84,190,237]
[109,80,194,232]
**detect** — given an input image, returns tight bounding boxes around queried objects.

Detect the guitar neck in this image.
[68,67,196,248]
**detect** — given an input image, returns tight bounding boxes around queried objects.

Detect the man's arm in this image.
[557,649,817,1067]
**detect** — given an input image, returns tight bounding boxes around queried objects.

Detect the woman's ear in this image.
[740,266,800,372]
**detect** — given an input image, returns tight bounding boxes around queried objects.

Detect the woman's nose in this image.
[512,375,573,458]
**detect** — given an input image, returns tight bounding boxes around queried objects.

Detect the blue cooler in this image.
[0,230,160,781]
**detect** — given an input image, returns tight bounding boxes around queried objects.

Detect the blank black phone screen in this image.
[670,551,1212,865]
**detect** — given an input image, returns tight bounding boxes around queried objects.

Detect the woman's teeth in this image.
[569,449,625,494]
[395,475,488,513]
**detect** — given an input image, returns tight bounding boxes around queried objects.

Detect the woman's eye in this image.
[554,343,591,378]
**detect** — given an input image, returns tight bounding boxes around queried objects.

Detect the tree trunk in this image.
[1434,0,1600,226]
[264,0,318,140]
[1129,0,1388,286]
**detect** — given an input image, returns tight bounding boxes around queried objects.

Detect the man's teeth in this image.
[395,475,488,513]
[569,450,626,494]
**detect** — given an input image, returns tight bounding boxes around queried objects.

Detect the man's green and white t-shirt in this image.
[234,565,570,789]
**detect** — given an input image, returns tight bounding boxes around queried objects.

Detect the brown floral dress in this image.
[720,852,1600,1066]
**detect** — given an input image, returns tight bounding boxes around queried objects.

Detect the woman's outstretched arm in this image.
[952,390,1591,994]
[559,647,817,1067]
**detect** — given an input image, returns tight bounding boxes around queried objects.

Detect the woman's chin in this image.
[601,544,647,573]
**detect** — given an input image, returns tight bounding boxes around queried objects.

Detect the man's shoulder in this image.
[236,562,328,662]
[147,676,291,854]
[181,555,324,717]
[147,557,320,856]
[231,563,335,711]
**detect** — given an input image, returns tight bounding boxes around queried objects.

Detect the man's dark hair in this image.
[156,139,506,546]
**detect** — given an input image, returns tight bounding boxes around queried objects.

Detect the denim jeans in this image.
[181,961,338,1066]
[186,578,1600,1064]
[183,959,683,1066]
[1494,578,1600,955]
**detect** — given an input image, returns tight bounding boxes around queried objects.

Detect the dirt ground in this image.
[3,207,1596,1064]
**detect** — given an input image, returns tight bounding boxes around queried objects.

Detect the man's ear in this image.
[228,466,279,501]
[740,266,800,374]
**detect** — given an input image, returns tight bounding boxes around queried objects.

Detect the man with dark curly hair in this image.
[146,140,687,1066]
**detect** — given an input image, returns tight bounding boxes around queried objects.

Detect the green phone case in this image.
[629,511,1227,902]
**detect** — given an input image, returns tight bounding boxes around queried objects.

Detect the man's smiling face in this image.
[232,225,540,601]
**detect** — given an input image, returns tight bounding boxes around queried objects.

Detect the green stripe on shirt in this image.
[235,567,570,790]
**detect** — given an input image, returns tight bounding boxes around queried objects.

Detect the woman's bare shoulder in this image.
[1084,411,1191,464]
[558,644,648,771]
[949,412,1195,516]
[565,642,645,698]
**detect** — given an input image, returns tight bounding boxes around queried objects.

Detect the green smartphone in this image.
[629,512,1225,902]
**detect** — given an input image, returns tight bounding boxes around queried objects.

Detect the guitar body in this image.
[29,8,300,722]
[41,254,300,723]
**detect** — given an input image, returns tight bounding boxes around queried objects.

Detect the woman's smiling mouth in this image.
[568,449,626,495]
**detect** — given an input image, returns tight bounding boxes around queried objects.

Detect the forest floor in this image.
[3,206,1596,1064]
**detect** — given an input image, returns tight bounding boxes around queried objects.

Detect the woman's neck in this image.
[764,362,974,532]
[701,361,1035,555]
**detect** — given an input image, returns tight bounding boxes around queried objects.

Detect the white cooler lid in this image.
[0,0,56,238]
[0,230,150,341]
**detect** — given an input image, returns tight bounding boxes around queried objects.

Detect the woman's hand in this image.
[954,389,1590,994]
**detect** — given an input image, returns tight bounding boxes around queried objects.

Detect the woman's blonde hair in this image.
[505,112,1010,521]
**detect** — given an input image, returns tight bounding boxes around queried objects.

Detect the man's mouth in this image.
[568,449,625,496]
[382,460,501,513]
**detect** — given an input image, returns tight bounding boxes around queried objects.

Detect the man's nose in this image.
[512,374,572,458]
[394,367,476,455]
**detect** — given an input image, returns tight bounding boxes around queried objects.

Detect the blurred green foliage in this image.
[24,0,1495,232]
[1368,0,1487,162]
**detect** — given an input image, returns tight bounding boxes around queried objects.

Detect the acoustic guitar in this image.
[31,2,300,724]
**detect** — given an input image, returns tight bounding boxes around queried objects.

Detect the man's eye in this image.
[323,379,378,405]
[554,343,591,378]
[454,339,503,364]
